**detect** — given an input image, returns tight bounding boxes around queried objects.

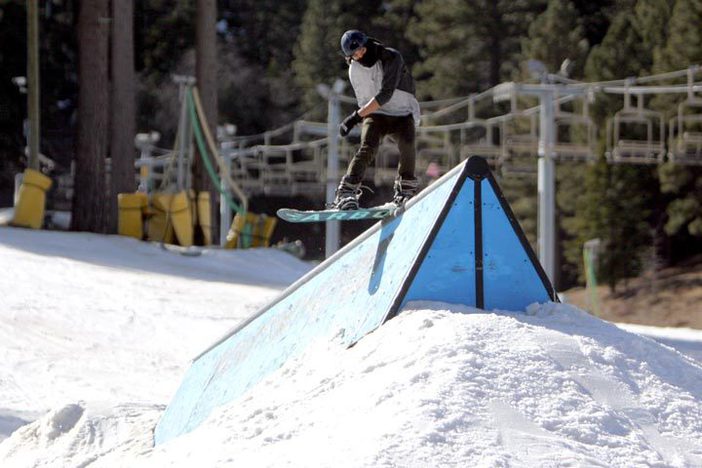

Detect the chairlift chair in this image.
[667,98,702,166]
[415,126,456,183]
[460,120,503,163]
[606,94,665,164]
[501,113,539,156]
[496,112,539,177]
[220,144,264,196]
[552,98,597,162]
[288,139,327,194]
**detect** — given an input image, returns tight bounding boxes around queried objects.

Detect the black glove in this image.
[339,111,362,137]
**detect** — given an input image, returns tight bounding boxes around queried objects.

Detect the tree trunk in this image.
[72,0,110,233]
[487,2,503,87]
[109,0,136,233]
[195,0,219,244]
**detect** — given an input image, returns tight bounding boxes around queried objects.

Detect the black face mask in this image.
[357,41,379,67]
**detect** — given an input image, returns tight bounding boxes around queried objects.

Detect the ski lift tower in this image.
[317,79,347,257]
[493,60,590,285]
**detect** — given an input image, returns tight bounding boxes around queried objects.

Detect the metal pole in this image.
[176,85,189,190]
[173,75,196,190]
[14,173,24,205]
[136,145,152,192]
[26,0,40,170]
[220,156,232,246]
[325,92,341,258]
[537,89,556,285]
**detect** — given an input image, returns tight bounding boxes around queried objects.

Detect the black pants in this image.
[344,113,416,184]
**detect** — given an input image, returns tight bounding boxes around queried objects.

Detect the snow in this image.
[617,323,702,364]
[1,226,702,467]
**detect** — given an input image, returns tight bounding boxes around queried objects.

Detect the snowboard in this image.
[277,203,399,223]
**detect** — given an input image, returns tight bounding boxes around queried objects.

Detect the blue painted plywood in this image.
[400,177,477,307]
[480,178,552,311]
[155,168,460,444]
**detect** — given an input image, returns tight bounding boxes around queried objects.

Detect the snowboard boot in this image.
[331,177,362,211]
[392,177,419,206]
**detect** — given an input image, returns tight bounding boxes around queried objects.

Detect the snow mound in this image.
[141,303,702,467]
[2,303,702,466]
[0,402,160,468]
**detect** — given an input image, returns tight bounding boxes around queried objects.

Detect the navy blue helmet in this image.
[340,30,368,57]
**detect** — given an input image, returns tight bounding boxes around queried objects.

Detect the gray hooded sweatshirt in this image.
[348,39,421,126]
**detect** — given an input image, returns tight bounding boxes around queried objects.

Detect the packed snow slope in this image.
[0,227,311,442]
[1,227,702,467]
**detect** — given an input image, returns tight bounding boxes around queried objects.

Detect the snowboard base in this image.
[277,204,399,223]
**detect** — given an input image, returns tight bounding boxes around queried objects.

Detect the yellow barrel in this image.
[169,191,193,247]
[225,212,277,249]
[139,192,149,216]
[254,214,277,248]
[117,192,147,239]
[225,212,248,249]
[197,191,212,246]
[146,193,175,244]
[11,168,53,229]
[189,189,198,228]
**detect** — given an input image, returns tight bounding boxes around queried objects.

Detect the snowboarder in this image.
[331,30,421,211]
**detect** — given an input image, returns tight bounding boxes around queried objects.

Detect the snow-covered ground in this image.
[1,226,702,467]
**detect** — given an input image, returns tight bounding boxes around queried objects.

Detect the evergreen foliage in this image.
[292,0,382,111]
[370,0,421,67]
[0,2,28,205]
[653,0,701,71]
[522,0,588,78]
[565,1,673,291]
[408,0,546,99]
[219,0,306,77]
[652,0,702,243]
[137,0,197,77]
[570,0,619,47]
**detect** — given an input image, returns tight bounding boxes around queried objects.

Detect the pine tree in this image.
[110,0,137,233]
[219,0,306,77]
[137,0,196,78]
[566,1,670,290]
[409,0,546,99]
[72,0,110,233]
[195,0,219,243]
[570,0,619,47]
[634,0,674,61]
[292,0,383,111]
[521,0,588,78]
[0,1,29,200]
[370,0,421,67]
[652,0,702,248]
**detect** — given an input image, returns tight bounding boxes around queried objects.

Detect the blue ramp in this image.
[155,156,556,444]
[399,157,554,313]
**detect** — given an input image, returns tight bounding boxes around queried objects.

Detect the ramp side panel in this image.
[481,179,552,311]
[400,178,477,307]
[154,173,459,444]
